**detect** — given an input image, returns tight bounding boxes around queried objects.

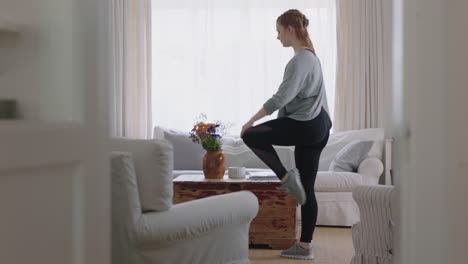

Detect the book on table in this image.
[248,171,278,180]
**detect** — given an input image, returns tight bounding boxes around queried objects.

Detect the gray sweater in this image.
[263,48,330,121]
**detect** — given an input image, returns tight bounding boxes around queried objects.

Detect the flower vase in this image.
[203,150,226,179]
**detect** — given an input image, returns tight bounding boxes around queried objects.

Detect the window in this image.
[152,0,336,135]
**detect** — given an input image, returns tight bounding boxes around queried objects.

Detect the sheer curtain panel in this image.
[110,0,153,139]
[151,0,336,135]
[334,0,392,132]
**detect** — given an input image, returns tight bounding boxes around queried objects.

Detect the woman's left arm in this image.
[240,108,268,137]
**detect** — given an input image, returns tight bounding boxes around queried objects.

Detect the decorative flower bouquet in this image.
[189,114,229,151]
[190,115,230,179]
[190,122,223,150]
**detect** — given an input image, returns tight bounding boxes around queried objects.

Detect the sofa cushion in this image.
[329,140,374,172]
[111,138,173,212]
[315,171,363,192]
[154,126,295,170]
[318,128,384,171]
[154,125,244,148]
[155,126,385,172]
[223,144,295,170]
[155,126,241,170]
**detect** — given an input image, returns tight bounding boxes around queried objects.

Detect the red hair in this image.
[277,9,315,51]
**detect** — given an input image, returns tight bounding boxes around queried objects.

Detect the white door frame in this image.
[393,0,468,263]
[0,0,111,263]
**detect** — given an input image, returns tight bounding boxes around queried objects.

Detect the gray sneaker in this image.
[278,168,306,205]
[280,242,314,260]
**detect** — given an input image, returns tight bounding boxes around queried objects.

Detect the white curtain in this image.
[334,0,391,132]
[151,0,336,136]
[110,0,152,138]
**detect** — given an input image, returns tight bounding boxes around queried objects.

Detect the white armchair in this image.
[350,185,395,264]
[111,138,259,264]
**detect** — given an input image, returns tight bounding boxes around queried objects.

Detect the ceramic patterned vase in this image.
[203,150,226,179]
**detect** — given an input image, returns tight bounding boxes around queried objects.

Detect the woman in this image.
[240,9,332,260]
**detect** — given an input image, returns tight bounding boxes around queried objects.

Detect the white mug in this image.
[228,167,246,179]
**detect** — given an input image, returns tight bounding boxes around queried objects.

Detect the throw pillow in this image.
[164,130,204,170]
[111,138,173,212]
[329,140,374,172]
[318,128,384,171]
[163,129,245,170]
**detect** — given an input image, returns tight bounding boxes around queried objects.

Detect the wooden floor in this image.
[249,226,354,264]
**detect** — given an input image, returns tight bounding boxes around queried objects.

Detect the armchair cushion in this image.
[111,138,174,212]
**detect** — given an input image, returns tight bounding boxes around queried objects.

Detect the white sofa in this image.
[111,138,259,264]
[154,126,392,226]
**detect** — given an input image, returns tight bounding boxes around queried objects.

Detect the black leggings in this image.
[241,108,332,242]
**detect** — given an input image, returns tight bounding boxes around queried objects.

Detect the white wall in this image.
[393,0,468,263]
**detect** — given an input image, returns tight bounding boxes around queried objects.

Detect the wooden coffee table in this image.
[173,174,299,249]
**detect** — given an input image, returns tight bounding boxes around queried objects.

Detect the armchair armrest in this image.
[134,191,259,248]
[357,157,384,185]
[352,185,395,258]
[352,185,394,208]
